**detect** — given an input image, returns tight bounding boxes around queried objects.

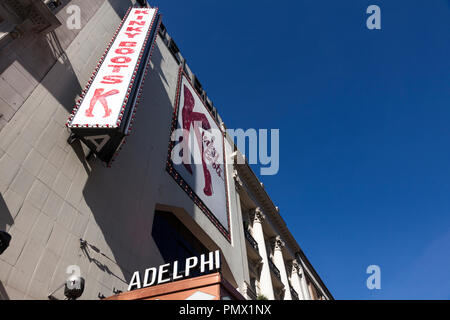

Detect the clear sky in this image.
[150,0,450,299]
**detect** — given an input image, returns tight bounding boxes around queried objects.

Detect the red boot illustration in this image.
[181,85,213,196]
[85,88,119,118]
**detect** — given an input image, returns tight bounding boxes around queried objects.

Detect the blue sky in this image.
[150,0,450,299]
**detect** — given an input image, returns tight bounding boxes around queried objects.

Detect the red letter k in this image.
[86,88,120,118]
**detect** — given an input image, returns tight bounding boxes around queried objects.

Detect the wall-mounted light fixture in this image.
[44,0,62,10]
[64,274,85,300]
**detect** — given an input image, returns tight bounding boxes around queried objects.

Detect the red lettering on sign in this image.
[119,41,137,47]
[110,56,132,64]
[115,48,135,55]
[134,10,149,14]
[126,27,143,33]
[101,75,124,84]
[125,33,140,39]
[129,20,145,26]
[108,65,129,73]
[86,88,119,118]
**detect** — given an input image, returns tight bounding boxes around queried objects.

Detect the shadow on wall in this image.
[40,32,81,114]
[0,281,10,300]
[0,0,152,298]
[80,42,181,295]
[0,0,134,127]
[0,195,13,234]
[51,0,135,20]
[0,195,12,300]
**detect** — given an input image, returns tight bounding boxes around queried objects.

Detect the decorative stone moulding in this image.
[271,235,285,251]
[3,0,62,35]
[250,207,266,224]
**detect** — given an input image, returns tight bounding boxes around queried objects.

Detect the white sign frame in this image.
[68,7,158,128]
[167,69,231,241]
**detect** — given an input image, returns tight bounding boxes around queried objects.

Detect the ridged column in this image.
[271,236,291,300]
[299,263,312,300]
[250,208,274,300]
[289,260,305,300]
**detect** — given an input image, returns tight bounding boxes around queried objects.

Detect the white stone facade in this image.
[0,0,332,300]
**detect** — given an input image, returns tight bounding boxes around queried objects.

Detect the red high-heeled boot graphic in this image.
[85,88,119,118]
[181,85,213,196]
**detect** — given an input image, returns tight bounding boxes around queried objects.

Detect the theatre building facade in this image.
[0,0,332,300]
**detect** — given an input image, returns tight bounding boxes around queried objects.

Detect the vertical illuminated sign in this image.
[167,69,231,240]
[67,6,160,165]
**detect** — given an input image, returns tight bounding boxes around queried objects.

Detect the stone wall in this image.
[0,0,113,131]
[0,0,135,299]
[0,0,248,300]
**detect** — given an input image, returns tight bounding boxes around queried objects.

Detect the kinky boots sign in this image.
[128,251,221,291]
[67,5,161,166]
